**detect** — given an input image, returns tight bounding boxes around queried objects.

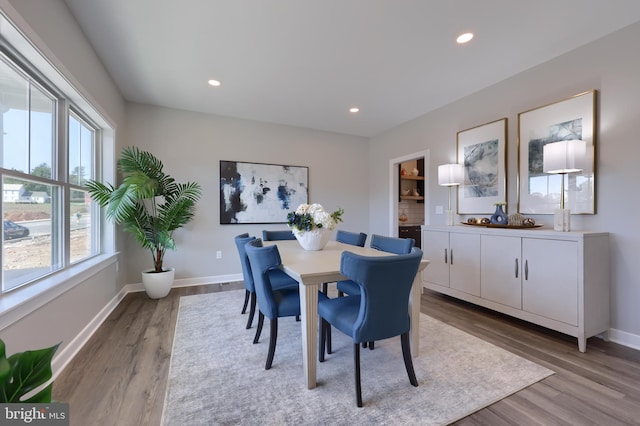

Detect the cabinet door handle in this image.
[450,249,454,265]
[444,248,448,264]
[525,260,529,280]
[515,258,519,278]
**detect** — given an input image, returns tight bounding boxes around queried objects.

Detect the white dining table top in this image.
[266,239,405,285]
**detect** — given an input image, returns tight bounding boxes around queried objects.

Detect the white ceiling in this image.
[63,0,640,138]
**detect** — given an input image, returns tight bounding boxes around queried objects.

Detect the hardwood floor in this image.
[52,284,640,426]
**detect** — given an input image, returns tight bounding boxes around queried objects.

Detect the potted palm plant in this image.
[86,146,202,299]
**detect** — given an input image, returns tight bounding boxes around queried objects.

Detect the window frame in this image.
[0,41,104,293]
[67,108,101,265]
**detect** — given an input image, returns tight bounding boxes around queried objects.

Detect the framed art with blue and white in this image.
[220,160,309,224]
[456,118,508,214]
[517,90,596,215]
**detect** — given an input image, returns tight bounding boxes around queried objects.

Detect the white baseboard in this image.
[171,273,243,288]
[126,273,243,293]
[608,328,640,351]
[52,285,129,378]
[52,274,244,377]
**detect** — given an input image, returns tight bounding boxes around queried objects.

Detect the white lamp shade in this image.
[438,163,463,186]
[543,139,587,174]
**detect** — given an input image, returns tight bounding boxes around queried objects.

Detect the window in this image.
[0,50,100,292]
[68,112,95,263]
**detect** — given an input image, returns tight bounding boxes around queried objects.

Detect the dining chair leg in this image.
[241,289,250,314]
[401,332,418,387]
[322,283,328,294]
[246,292,257,329]
[369,341,375,350]
[253,312,264,344]
[338,290,345,297]
[354,343,363,407]
[265,318,278,370]
[319,318,327,362]
[326,322,332,354]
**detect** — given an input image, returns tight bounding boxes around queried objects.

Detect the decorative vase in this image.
[490,205,508,225]
[141,267,175,299]
[293,229,331,250]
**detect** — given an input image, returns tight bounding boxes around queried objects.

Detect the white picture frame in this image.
[517,91,596,214]
[456,118,508,214]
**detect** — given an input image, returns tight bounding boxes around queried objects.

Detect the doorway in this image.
[388,149,430,237]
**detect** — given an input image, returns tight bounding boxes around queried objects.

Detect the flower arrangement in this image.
[287,203,344,234]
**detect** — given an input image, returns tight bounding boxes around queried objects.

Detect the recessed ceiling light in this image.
[349,107,360,113]
[456,33,474,44]
[208,79,221,87]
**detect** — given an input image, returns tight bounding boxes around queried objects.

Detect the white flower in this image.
[287,203,344,233]
[295,203,311,215]
[316,211,334,229]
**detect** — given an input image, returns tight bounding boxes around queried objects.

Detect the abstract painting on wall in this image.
[456,118,507,214]
[220,160,309,224]
[517,90,596,214]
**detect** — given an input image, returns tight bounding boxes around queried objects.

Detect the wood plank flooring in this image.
[52,284,640,425]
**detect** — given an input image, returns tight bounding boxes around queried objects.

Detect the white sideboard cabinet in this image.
[422,225,610,352]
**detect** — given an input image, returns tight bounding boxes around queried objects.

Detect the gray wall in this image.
[369,22,640,343]
[122,103,370,284]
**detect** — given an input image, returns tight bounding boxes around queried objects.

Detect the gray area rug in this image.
[161,290,553,425]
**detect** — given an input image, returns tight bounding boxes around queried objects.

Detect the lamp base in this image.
[553,208,571,232]
[445,209,456,226]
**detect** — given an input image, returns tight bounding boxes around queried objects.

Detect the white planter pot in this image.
[141,267,175,299]
[293,229,331,251]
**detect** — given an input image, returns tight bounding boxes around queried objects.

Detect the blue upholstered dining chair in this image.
[245,238,330,370]
[324,230,367,295]
[320,229,368,353]
[337,233,414,297]
[318,248,423,407]
[371,233,415,254]
[234,233,253,322]
[234,233,299,330]
[336,229,367,247]
[262,229,296,241]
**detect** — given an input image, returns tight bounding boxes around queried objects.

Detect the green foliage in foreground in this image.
[0,338,59,403]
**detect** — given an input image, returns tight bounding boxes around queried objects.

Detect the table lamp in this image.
[543,139,586,231]
[438,163,463,226]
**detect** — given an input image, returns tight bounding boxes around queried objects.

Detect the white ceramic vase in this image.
[141,267,175,299]
[293,229,331,250]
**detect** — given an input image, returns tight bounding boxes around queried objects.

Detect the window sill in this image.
[0,253,119,331]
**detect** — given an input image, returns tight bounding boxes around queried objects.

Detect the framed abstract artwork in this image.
[220,160,309,224]
[517,90,596,214]
[456,118,508,214]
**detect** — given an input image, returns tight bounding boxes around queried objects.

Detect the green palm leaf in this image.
[86,146,201,272]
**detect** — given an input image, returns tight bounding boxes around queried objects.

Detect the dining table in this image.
[266,239,430,389]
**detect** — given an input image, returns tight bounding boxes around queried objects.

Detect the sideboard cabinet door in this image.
[422,230,450,287]
[480,235,522,309]
[449,232,480,296]
[522,238,578,326]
